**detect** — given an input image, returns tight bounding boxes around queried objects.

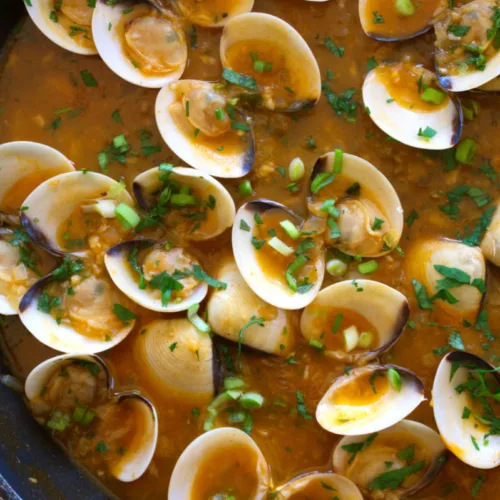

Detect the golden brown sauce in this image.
[363,0,444,38]
[376,63,449,112]
[1,0,500,498]
[177,0,237,25]
[50,0,94,50]
[190,443,259,499]
[286,477,339,500]
[333,371,389,406]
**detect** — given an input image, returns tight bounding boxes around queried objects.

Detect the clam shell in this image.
[316,364,425,435]
[300,280,409,364]
[481,203,500,266]
[168,427,269,499]
[175,0,255,27]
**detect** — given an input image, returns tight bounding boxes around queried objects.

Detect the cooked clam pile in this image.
[2,0,498,497]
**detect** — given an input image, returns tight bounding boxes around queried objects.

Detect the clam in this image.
[308,152,403,257]
[333,419,447,498]
[359,0,447,42]
[405,238,486,323]
[19,256,136,353]
[316,364,425,435]
[481,203,500,266]
[232,199,325,310]
[155,79,255,178]
[476,76,500,92]
[207,259,296,355]
[25,353,158,482]
[24,0,97,55]
[133,165,235,241]
[363,63,463,150]
[174,0,254,27]
[220,13,321,112]
[134,319,215,401]
[168,427,269,499]
[300,280,409,364]
[104,239,209,312]
[433,351,500,469]
[92,1,188,88]
[20,171,134,257]
[277,472,363,499]
[435,0,500,92]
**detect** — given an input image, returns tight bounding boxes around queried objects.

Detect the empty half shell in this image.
[433,351,500,469]
[207,259,296,355]
[233,200,325,310]
[134,319,215,401]
[359,0,447,42]
[104,239,208,313]
[333,419,447,497]
[24,0,97,54]
[316,364,425,435]
[25,353,158,482]
[300,280,409,364]
[168,427,269,499]
[93,1,187,88]
[277,472,362,499]
[220,13,321,111]
[363,63,463,150]
[308,152,403,257]
[481,203,500,266]
[174,0,254,27]
[133,166,235,241]
[155,80,255,178]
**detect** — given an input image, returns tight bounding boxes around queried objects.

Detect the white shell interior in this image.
[316,365,425,435]
[278,472,363,499]
[168,427,269,499]
[433,353,500,469]
[363,68,461,150]
[232,202,325,310]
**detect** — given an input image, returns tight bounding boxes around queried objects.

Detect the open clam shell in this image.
[232,199,325,310]
[0,141,74,214]
[133,166,235,241]
[104,239,208,313]
[155,79,255,178]
[207,259,295,355]
[435,0,500,92]
[481,203,500,266]
[432,351,500,469]
[359,0,447,42]
[174,0,255,27]
[25,353,158,482]
[24,0,97,55]
[92,1,188,88]
[277,472,363,499]
[309,152,403,257]
[19,263,136,353]
[20,171,134,257]
[405,238,486,323]
[333,419,447,497]
[220,13,321,112]
[134,319,216,401]
[168,427,269,499]
[363,64,463,150]
[300,280,409,364]
[316,364,425,435]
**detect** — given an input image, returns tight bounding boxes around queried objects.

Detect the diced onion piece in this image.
[420,87,446,105]
[268,236,294,256]
[343,325,359,352]
[240,392,264,410]
[115,203,141,230]
[289,157,305,181]
[358,331,374,348]
[279,220,300,240]
[82,199,118,218]
[358,260,379,274]
[224,377,246,391]
[326,258,347,276]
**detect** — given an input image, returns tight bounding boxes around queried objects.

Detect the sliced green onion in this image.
[326,258,347,276]
[170,193,197,206]
[185,99,190,117]
[240,392,264,410]
[333,149,343,173]
[287,254,308,275]
[358,331,374,348]
[420,87,446,105]
[279,220,300,240]
[455,138,478,164]
[343,325,359,352]
[358,260,379,274]
[80,409,96,426]
[115,203,140,230]
[81,199,117,218]
[395,0,415,16]
[309,339,324,351]
[238,180,253,196]
[112,134,128,151]
[289,157,305,181]
[47,409,70,432]
[268,236,294,256]
[321,199,339,218]
[253,60,273,72]
[71,405,87,424]
[187,304,211,333]
[462,106,474,121]
[224,377,246,391]
[215,108,224,120]
[311,172,335,194]
[388,368,402,392]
